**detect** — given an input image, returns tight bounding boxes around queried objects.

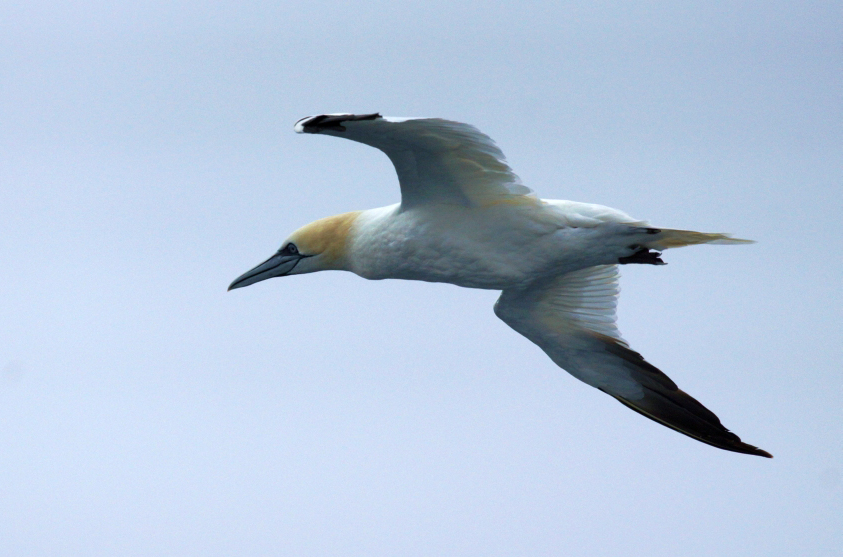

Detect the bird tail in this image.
[645,229,754,251]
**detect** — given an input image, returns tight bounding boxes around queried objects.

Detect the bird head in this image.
[228,211,361,290]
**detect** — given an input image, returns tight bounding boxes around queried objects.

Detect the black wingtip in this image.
[752,447,774,458]
[294,112,382,133]
[606,390,773,458]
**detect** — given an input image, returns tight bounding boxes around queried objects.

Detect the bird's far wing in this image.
[494,265,772,457]
[294,113,535,209]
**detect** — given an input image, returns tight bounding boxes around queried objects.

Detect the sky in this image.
[1,1,841,555]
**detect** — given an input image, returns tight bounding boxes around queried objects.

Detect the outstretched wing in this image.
[494,265,771,457]
[294,113,535,209]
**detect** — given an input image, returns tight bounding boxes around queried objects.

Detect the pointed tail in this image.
[646,229,754,251]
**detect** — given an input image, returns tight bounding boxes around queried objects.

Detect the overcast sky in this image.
[1,1,841,556]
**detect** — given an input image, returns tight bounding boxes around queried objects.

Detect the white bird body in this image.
[348,200,641,288]
[229,113,771,458]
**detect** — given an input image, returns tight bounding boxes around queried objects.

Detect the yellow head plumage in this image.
[286,211,362,270]
[228,210,362,290]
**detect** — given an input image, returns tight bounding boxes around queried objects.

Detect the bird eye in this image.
[285,243,298,254]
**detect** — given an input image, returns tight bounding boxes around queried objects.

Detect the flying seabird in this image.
[229,113,771,458]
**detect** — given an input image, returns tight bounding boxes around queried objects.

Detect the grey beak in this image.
[228,252,303,291]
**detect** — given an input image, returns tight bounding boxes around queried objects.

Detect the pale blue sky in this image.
[1,2,841,556]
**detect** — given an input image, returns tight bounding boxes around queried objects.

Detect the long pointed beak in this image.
[228,252,303,291]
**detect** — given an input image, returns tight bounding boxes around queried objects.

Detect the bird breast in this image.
[347,203,569,289]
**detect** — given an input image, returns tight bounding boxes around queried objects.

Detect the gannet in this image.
[229,113,771,458]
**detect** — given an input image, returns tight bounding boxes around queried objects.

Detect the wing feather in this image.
[494,265,771,457]
[295,113,535,209]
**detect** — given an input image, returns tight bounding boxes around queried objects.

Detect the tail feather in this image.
[647,229,754,250]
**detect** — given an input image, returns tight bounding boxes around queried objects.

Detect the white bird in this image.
[229,113,771,458]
